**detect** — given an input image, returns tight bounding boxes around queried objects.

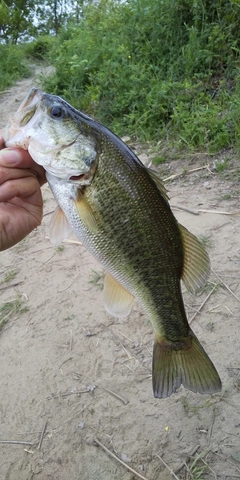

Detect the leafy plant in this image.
[0,296,29,330]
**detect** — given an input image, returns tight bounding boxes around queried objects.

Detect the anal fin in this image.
[152,330,222,398]
[104,272,135,318]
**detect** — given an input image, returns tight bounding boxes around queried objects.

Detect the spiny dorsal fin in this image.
[49,206,72,245]
[147,168,169,203]
[73,192,98,234]
[152,330,221,398]
[179,224,210,292]
[104,272,135,318]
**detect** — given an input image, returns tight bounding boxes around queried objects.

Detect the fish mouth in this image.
[4,88,43,147]
[17,88,43,113]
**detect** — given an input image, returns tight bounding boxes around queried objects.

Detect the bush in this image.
[23,35,57,61]
[0,44,30,91]
[43,0,240,151]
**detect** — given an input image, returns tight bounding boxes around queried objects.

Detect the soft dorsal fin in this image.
[179,224,210,292]
[147,168,169,203]
[103,272,135,318]
[73,192,98,234]
[49,206,72,245]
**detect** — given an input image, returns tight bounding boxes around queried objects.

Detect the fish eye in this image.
[49,105,65,119]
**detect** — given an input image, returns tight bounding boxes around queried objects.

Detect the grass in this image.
[2,270,17,284]
[56,245,65,253]
[88,269,104,290]
[0,296,29,331]
[187,454,208,480]
[198,235,214,250]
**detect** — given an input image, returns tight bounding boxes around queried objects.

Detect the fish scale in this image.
[5,88,222,399]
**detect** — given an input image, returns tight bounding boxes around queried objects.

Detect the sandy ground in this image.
[0,65,240,480]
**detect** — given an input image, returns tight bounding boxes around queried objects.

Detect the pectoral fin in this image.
[179,224,210,292]
[49,206,72,245]
[104,272,135,318]
[73,192,98,234]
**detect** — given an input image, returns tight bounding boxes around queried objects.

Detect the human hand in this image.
[0,134,46,251]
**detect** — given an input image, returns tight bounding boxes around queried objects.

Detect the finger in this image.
[0,165,38,185]
[0,148,46,186]
[0,176,42,204]
[0,136,5,150]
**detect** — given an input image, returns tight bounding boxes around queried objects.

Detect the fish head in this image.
[4,88,98,183]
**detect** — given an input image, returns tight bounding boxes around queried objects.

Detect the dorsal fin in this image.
[73,191,98,234]
[179,224,210,292]
[49,206,72,245]
[104,272,135,318]
[147,167,169,203]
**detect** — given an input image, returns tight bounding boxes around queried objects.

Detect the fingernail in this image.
[0,148,21,165]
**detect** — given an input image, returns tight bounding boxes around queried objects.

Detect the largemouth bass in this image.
[5,88,222,398]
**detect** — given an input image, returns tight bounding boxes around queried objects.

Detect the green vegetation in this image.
[0,296,29,330]
[2,269,17,283]
[0,43,30,91]
[88,269,104,290]
[1,0,240,153]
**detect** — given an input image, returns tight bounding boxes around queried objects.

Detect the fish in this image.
[4,87,222,398]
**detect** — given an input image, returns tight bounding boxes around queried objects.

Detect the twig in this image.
[0,440,34,445]
[171,205,240,216]
[94,438,150,480]
[62,239,82,245]
[52,402,91,430]
[163,166,208,182]
[45,235,82,246]
[201,458,217,480]
[37,420,48,450]
[189,286,216,324]
[212,269,240,302]
[69,329,73,351]
[47,389,90,400]
[171,205,199,215]
[0,281,24,291]
[198,209,240,215]
[174,445,200,474]
[43,209,55,217]
[156,454,181,480]
[207,408,216,444]
[102,387,129,405]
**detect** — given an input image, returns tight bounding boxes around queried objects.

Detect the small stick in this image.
[62,239,82,245]
[171,205,199,215]
[156,454,181,480]
[52,402,91,430]
[163,165,208,182]
[47,389,90,399]
[0,281,24,291]
[212,269,240,302]
[174,444,200,474]
[189,286,216,324]
[201,459,217,480]
[94,438,150,480]
[207,408,215,444]
[198,209,240,216]
[102,387,129,405]
[45,236,82,246]
[43,209,55,217]
[37,420,48,450]
[69,329,73,351]
[0,440,34,445]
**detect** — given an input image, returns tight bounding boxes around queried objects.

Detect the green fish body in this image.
[5,88,222,398]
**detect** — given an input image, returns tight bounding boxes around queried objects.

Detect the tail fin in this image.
[152,330,221,398]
